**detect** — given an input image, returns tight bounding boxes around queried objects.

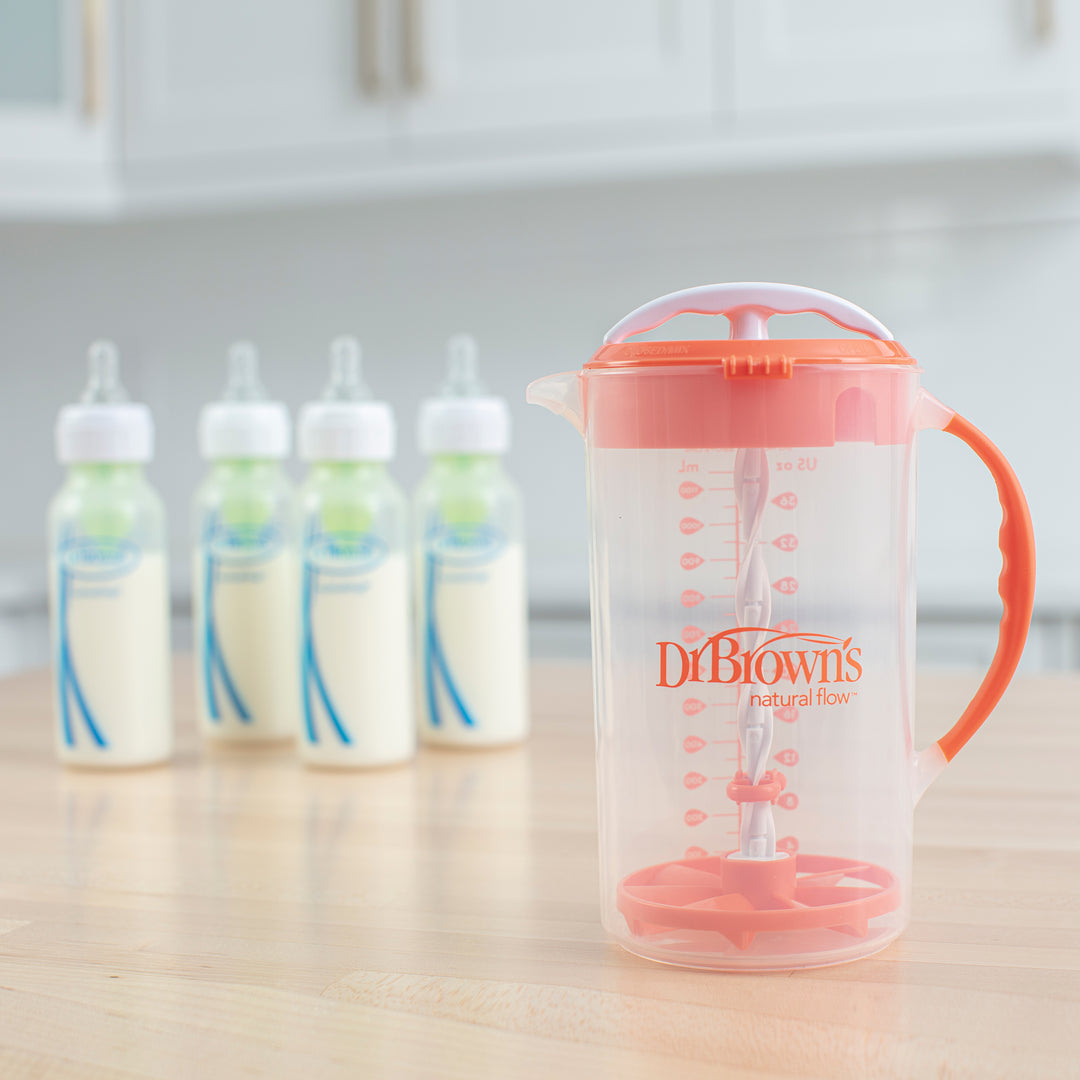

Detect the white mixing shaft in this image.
[733,447,779,860]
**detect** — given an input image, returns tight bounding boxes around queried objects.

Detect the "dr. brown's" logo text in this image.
[657,627,862,688]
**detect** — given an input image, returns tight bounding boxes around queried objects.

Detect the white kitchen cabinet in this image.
[121,0,391,160]
[402,0,717,141]
[733,0,1074,123]
[0,0,1078,218]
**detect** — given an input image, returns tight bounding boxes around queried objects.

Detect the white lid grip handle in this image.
[603,282,894,344]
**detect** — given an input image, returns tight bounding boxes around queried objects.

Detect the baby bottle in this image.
[297,337,414,767]
[49,341,173,767]
[415,334,529,746]
[193,342,299,742]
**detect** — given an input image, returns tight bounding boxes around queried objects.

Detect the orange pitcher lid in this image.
[585,282,914,370]
[577,282,918,448]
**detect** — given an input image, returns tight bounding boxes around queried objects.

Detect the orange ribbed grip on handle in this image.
[937,414,1036,762]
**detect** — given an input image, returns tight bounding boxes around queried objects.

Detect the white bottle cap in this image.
[56,341,154,465]
[298,336,396,462]
[198,341,291,460]
[418,334,511,455]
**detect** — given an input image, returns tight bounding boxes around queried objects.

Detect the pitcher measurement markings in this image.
[674,450,744,850]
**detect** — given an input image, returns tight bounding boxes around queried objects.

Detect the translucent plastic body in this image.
[414,455,529,746]
[581,364,922,969]
[299,462,414,767]
[193,461,299,741]
[591,446,919,966]
[48,465,173,766]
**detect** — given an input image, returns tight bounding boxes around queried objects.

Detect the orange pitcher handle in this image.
[933,412,1036,762]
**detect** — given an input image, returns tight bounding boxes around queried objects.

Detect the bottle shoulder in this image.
[194,464,295,508]
[49,472,166,544]
[414,461,521,503]
[52,472,164,513]
[300,468,406,545]
[413,461,522,540]
[301,466,404,502]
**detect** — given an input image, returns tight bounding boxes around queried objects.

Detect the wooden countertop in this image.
[0,659,1078,1079]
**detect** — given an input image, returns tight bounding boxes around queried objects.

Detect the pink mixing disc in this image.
[617,852,900,951]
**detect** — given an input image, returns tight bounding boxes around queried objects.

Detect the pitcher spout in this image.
[526,371,584,436]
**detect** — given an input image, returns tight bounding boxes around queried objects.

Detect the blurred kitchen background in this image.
[0,0,1077,676]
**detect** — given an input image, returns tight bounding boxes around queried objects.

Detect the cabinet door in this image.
[0,0,64,106]
[122,0,392,160]
[0,0,109,166]
[402,0,717,140]
[734,0,1072,120]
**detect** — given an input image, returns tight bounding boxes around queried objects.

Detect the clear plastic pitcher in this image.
[528,282,1035,971]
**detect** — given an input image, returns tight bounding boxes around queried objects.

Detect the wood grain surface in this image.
[0,658,1077,1079]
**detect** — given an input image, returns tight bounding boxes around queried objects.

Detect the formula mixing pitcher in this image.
[529,282,1035,970]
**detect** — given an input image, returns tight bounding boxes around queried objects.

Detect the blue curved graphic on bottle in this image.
[424,549,476,728]
[423,522,504,730]
[301,555,350,746]
[56,553,108,749]
[301,528,388,745]
[200,516,252,724]
[54,532,143,751]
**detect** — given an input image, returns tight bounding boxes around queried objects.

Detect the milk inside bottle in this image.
[49,341,173,767]
[415,334,529,746]
[297,337,414,767]
[193,342,299,741]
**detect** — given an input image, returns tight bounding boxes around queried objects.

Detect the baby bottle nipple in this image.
[222,341,268,402]
[443,333,485,397]
[81,340,129,404]
[324,336,371,401]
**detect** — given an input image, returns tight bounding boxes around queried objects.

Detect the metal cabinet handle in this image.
[401,0,423,92]
[1032,0,1055,43]
[358,0,382,97]
[82,0,105,118]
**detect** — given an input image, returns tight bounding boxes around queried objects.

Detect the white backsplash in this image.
[0,157,1075,673]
